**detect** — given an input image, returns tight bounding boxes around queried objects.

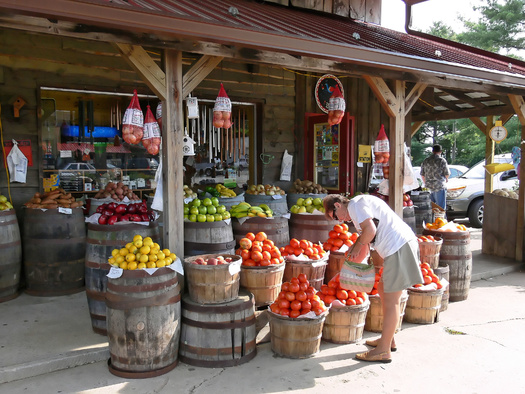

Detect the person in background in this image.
[420,144,450,209]
[323,194,423,363]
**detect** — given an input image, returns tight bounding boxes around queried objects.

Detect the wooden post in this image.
[162,50,184,257]
[389,80,405,217]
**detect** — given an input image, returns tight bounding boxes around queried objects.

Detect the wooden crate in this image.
[482,193,518,260]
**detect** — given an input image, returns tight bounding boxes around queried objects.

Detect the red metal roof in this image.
[100,0,525,77]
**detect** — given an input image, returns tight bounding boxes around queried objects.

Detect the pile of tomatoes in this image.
[279,238,327,260]
[412,262,443,289]
[417,234,440,243]
[322,223,359,253]
[367,266,383,296]
[269,274,328,317]
[317,273,368,306]
[236,232,284,267]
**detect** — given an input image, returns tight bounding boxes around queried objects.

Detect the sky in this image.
[381,0,484,33]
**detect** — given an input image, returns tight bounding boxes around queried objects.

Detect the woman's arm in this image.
[348,217,376,261]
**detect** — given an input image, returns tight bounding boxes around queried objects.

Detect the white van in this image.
[446,153,518,228]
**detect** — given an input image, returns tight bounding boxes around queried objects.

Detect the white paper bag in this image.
[280,149,293,181]
[7,139,28,183]
[151,160,163,211]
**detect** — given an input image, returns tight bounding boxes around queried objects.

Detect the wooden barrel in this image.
[218,194,245,211]
[423,229,472,302]
[179,290,257,367]
[325,251,345,284]
[365,291,408,333]
[244,193,288,216]
[184,254,241,304]
[283,257,327,291]
[418,237,443,269]
[288,213,339,244]
[286,193,327,210]
[403,206,416,234]
[184,220,235,257]
[404,288,443,324]
[240,263,285,306]
[434,265,449,312]
[412,192,432,235]
[322,301,370,344]
[22,208,86,296]
[106,267,181,378]
[232,216,290,248]
[84,222,161,335]
[268,311,326,358]
[0,210,22,303]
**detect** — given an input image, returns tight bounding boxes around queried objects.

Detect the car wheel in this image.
[468,199,484,228]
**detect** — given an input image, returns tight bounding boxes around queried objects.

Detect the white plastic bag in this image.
[280,149,293,181]
[151,160,163,211]
[403,143,419,193]
[7,139,28,183]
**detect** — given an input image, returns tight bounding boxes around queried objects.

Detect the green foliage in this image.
[427,21,458,41]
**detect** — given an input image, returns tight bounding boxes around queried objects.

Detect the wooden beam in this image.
[114,43,166,100]
[162,50,184,259]
[469,117,487,135]
[411,120,425,137]
[363,75,398,118]
[484,116,495,193]
[440,89,486,109]
[413,104,515,122]
[508,94,525,262]
[499,113,514,125]
[389,80,405,217]
[182,55,223,98]
[405,83,427,113]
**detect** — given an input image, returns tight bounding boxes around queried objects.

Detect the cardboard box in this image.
[43,174,60,192]
[136,178,146,188]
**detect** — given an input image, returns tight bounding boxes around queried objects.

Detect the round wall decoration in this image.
[315,74,344,114]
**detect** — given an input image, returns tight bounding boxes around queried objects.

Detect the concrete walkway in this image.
[1,228,523,393]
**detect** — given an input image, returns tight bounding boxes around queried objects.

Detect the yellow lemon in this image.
[139,254,149,264]
[111,249,120,257]
[115,255,125,264]
[150,247,160,255]
[108,257,116,265]
[140,245,151,255]
[143,237,153,247]
[127,261,138,270]
[133,234,143,242]
[137,262,147,269]
[157,251,166,260]
[153,243,161,250]
[170,253,177,260]
[134,239,143,248]
[125,242,134,250]
[128,245,138,254]
[148,254,158,262]
[162,249,171,256]
[119,248,128,256]
[156,259,166,268]
[119,261,128,270]
[147,261,156,269]
[165,257,173,265]
[135,252,142,261]
[125,253,136,262]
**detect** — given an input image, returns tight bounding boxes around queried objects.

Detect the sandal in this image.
[355,350,392,363]
[365,339,397,352]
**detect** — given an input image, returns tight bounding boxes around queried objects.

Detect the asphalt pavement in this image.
[1,226,523,393]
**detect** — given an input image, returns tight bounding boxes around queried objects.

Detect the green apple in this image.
[192,198,201,207]
[189,214,197,222]
[290,205,300,214]
[197,214,207,222]
[306,205,315,213]
[313,197,322,206]
[214,213,223,222]
[296,198,305,206]
[318,207,325,213]
[216,205,226,214]
[222,212,231,220]
[184,214,189,220]
[198,206,208,215]
[211,197,220,207]
[206,214,215,222]
[184,206,190,215]
[207,205,217,215]
[202,197,212,206]
[190,206,199,215]
[304,197,313,206]
[298,206,307,213]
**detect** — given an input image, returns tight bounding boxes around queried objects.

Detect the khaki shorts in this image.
[381,239,424,293]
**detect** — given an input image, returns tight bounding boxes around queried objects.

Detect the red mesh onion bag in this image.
[328,85,345,126]
[122,90,144,144]
[213,83,232,128]
[143,105,161,155]
[374,124,390,163]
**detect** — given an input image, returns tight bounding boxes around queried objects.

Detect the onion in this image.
[115,187,124,196]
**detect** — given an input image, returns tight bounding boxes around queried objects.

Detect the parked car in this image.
[446,154,518,228]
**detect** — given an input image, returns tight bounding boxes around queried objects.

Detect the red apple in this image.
[108,215,119,225]
[98,214,108,225]
[207,258,218,265]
